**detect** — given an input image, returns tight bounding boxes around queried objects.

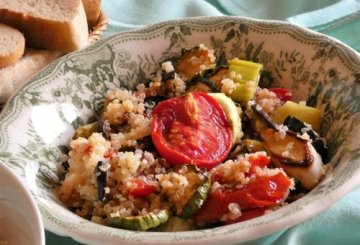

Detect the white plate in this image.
[0,162,45,245]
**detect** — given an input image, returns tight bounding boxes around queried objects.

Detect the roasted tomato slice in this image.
[151,92,232,169]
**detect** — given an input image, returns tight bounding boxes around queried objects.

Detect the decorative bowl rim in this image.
[1,15,359,245]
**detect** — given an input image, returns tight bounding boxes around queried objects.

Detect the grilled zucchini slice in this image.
[161,165,211,219]
[73,122,99,139]
[104,209,170,231]
[209,93,243,144]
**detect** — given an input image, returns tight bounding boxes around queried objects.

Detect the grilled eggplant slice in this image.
[245,102,278,135]
[175,46,215,81]
[284,116,328,161]
[187,74,220,93]
[262,128,325,189]
[94,160,108,201]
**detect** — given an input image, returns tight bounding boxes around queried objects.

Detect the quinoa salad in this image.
[56,44,328,231]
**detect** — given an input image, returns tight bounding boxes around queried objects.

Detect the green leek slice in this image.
[228,59,263,103]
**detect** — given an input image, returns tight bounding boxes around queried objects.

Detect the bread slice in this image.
[0,23,25,68]
[0,49,61,104]
[82,0,102,29]
[0,0,89,53]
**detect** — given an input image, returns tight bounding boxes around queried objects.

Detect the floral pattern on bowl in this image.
[0,16,359,245]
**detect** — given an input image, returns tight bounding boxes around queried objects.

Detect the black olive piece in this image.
[216,51,228,68]
[94,160,108,202]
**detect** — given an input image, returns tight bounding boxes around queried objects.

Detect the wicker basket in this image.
[88,10,108,44]
[0,11,108,111]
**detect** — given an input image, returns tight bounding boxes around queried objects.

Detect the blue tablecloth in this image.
[47,0,360,244]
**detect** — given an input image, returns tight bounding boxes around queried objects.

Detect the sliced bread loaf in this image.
[0,23,25,68]
[82,0,102,29]
[0,49,61,104]
[0,0,89,53]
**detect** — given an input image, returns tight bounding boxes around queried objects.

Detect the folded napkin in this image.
[103,0,360,51]
[47,0,360,244]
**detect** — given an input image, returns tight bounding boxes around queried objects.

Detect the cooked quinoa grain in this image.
[56,44,318,231]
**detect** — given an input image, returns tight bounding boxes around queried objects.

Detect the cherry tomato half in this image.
[269,88,293,102]
[248,154,271,174]
[193,172,291,223]
[151,92,232,169]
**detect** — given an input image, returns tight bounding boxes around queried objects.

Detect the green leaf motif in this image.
[0,152,12,158]
[169,33,179,49]
[71,117,85,130]
[83,100,92,110]
[180,25,191,36]
[85,82,97,92]
[164,26,175,38]
[71,94,83,109]
[245,42,254,60]
[222,22,235,31]
[224,29,235,42]
[239,23,249,34]
[137,68,147,85]
[252,42,264,62]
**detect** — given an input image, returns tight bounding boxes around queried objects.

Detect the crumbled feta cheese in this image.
[281,142,294,157]
[161,61,174,73]
[211,181,222,192]
[221,78,238,94]
[229,71,237,79]
[228,203,242,220]
[298,132,312,142]
[199,64,206,71]
[276,125,289,139]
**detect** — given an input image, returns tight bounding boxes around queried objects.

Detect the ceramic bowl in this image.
[0,16,359,245]
[0,161,45,245]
